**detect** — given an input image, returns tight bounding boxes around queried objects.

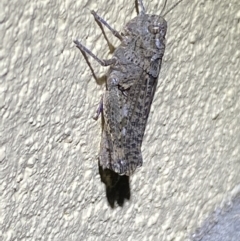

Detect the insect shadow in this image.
[98,164,130,208]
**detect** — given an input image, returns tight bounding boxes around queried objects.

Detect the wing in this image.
[99,67,159,176]
[121,71,159,175]
[99,42,163,175]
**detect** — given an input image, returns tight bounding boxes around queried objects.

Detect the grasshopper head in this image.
[123,14,167,39]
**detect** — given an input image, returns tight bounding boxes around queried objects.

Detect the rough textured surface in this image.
[1,0,240,240]
[192,190,240,241]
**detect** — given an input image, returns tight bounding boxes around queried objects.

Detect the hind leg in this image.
[91,10,122,40]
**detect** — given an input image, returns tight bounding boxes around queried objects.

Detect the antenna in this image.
[160,0,168,16]
[162,0,184,17]
[138,0,146,15]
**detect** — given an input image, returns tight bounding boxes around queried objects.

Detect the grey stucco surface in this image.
[1,0,240,240]
[200,198,240,241]
[192,192,240,241]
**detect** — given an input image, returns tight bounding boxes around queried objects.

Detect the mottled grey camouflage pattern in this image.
[74,0,167,176]
[102,9,166,176]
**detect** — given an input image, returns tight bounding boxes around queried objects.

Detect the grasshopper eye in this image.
[148,24,160,34]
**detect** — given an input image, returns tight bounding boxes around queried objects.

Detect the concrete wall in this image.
[1,0,240,240]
